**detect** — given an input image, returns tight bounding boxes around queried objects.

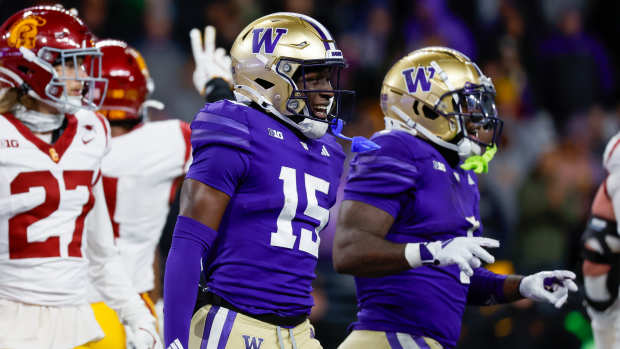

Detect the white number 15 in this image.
[270,166,330,258]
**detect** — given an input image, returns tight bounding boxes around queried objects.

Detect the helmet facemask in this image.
[435,82,503,152]
[41,47,108,114]
[271,58,354,138]
[277,58,354,123]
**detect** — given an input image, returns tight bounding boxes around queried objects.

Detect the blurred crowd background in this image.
[2,0,618,348]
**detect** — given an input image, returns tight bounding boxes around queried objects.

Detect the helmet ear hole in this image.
[254,78,274,89]
[422,105,439,120]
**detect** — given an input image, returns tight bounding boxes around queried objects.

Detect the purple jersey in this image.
[186,100,344,318]
[343,129,483,348]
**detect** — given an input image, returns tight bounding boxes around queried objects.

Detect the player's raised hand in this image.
[189,25,233,96]
[519,270,579,308]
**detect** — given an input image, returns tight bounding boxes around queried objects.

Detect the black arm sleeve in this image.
[204,78,234,103]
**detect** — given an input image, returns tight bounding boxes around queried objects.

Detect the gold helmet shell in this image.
[381,47,502,156]
[230,12,350,138]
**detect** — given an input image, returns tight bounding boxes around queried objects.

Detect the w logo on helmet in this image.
[7,15,46,49]
[252,28,288,54]
[402,66,436,94]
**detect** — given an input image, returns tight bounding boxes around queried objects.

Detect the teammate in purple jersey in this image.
[163,13,357,349]
[333,47,579,349]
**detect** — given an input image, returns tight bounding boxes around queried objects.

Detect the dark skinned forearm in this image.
[334,227,411,277]
[503,275,525,302]
[333,200,411,277]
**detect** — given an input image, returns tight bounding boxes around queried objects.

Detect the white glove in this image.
[125,322,162,349]
[405,237,499,276]
[120,298,163,349]
[519,270,579,308]
[189,25,233,96]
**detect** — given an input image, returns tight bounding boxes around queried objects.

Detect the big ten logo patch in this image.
[8,15,47,49]
[268,128,284,140]
[401,66,435,94]
[1,139,20,149]
[252,28,288,54]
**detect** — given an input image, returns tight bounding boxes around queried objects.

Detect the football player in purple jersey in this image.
[332,47,579,349]
[164,13,356,349]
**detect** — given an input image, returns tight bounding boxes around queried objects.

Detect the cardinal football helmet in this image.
[381,47,502,158]
[94,39,162,123]
[230,12,353,138]
[0,5,107,114]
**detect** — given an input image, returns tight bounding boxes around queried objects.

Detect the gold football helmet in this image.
[230,12,353,138]
[380,46,502,158]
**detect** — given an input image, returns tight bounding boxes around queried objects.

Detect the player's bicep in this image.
[335,199,395,246]
[179,178,230,230]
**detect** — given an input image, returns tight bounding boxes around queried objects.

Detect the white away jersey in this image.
[0,110,110,305]
[603,132,620,172]
[99,119,190,294]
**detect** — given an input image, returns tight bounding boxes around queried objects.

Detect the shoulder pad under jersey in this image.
[346,130,424,195]
[371,129,436,161]
[190,100,252,152]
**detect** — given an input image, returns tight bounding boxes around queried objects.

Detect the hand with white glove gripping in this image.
[189,25,232,96]
[405,237,499,276]
[519,270,579,308]
[121,300,163,349]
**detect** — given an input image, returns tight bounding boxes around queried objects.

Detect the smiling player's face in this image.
[295,67,334,120]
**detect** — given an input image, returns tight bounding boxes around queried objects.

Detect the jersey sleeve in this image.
[179,120,192,173]
[343,132,421,218]
[185,102,252,197]
[86,179,151,318]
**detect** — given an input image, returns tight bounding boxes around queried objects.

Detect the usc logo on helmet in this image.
[7,15,46,49]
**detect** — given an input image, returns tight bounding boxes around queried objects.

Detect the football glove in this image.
[125,322,162,349]
[120,298,163,349]
[519,270,579,308]
[189,25,232,95]
[405,237,499,276]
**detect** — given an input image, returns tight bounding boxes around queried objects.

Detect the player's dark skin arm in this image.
[333,200,412,277]
[179,178,230,230]
[503,275,525,302]
[335,200,527,295]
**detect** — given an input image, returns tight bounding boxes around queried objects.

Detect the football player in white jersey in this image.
[582,132,620,349]
[0,6,161,349]
[80,39,192,348]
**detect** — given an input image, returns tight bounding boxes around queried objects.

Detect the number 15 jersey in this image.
[186,100,344,318]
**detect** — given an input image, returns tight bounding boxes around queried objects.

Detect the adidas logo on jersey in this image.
[321,145,330,157]
[268,128,284,140]
[300,141,309,151]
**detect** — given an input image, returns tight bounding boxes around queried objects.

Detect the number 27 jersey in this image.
[186,100,344,317]
[0,111,109,305]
